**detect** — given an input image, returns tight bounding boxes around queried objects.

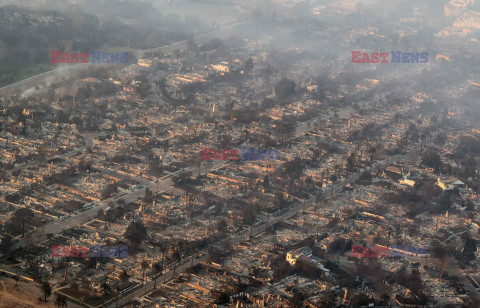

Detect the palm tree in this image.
[101,282,110,304]
[42,281,52,302]
[172,249,181,275]
[54,294,67,307]
[117,270,129,308]
[153,262,163,288]
[119,270,129,291]
[141,260,149,293]
[192,155,202,176]
[190,245,196,268]
[161,244,167,273]
[246,172,257,192]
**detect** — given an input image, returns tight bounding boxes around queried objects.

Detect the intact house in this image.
[399,176,416,187]
[286,247,313,265]
[286,247,331,276]
[437,176,465,191]
[399,171,418,187]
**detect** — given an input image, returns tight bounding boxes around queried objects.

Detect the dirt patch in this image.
[0,278,56,308]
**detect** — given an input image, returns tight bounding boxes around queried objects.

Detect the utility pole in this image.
[161,245,166,275]
[191,246,195,268]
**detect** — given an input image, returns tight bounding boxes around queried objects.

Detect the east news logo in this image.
[51,51,129,64]
[51,245,128,258]
[351,51,428,63]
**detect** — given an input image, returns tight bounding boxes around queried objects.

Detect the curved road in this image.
[0,2,249,97]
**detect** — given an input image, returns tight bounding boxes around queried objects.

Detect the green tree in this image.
[54,294,67,307]
[431,243,449,277]
[346,153,357,173]
[144,188,153,204]
[274,117,296,142]
[124,220,147,247]
[172,250,181,263]
[275,78,296,100]
[153,262,163,288]
[244,57,254,74]
[263,175,270,188]
[141,260,149,285]
[0,235,16,255]
[241,205,256,225]
[274,192,287,209]
[120,270,129,290]
[216,219,228,234]
[461,234,477,264]
[282,157,305,185]
[101,282,110,304]
[10,208,34,237]
[357,171,372,185]
[101,183,118,199]
[42,281,52,302]
[421,150,443,172]
[408,267,423,297]
[153,262,163,274]
[118,269,129,307]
